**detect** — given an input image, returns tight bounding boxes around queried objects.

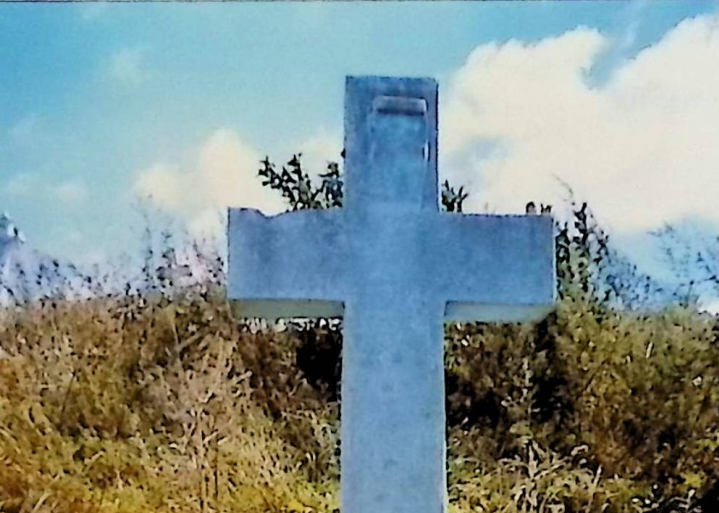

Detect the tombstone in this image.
[228,76,555,513]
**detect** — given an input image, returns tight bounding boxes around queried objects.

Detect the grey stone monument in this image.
[228,76,555,513]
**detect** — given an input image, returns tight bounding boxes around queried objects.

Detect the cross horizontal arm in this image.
[227,208,348,319]
[436,214,556,323]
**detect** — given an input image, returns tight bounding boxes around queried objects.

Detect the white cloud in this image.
[187,208,226,241]
[289,128,343,179]
[63,228,84,245]
[54,182,88,204]
[3,174,90,207]
[108,48,146,86]
[197,129,282,211]
[133,163,189,212]
[134,129,286,239]
[8,114,40,146]
[78,3,109,22]
[80,248,108,267]
[441,14,719,234]
[2,173,41,197]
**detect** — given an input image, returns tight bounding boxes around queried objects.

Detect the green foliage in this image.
[553,189,665,311]
[258,153,469,213]
[259,154,666,312]
[259,155,343,211]
[652,223,719,306]
[446,303,719,510]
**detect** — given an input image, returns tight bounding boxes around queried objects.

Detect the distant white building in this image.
[0,213,26,305]
[1,211,24,260]
[699,296,719,316]
[0,213,93,306]
[1,212,227,306]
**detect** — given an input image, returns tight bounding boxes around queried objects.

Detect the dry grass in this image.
[0,293,337,513]
[0,291,717,512]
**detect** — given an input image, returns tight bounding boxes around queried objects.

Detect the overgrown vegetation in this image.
[1,154,718,512]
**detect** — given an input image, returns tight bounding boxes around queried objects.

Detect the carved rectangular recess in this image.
[372,95,428,117]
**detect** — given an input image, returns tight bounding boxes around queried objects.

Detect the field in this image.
[1,287,718,513]
[2,160,718,512]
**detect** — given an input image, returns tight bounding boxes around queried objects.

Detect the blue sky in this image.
[1,1,718,286]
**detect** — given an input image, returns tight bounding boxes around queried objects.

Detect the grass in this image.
[0,289,717,512]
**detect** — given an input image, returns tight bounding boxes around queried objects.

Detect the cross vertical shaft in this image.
[341,76,446,513]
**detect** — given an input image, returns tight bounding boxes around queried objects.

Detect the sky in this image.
[1,0,718,286]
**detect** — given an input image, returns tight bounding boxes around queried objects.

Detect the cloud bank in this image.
[442,14,719,234]
[108,48,147,86]
[136,13,719,245]
[133,129,287,239]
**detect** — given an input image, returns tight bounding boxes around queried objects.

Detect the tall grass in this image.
[2,286,717,512]
[1,156,718,512]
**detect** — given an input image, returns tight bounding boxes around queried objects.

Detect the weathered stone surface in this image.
[228,75,555,513]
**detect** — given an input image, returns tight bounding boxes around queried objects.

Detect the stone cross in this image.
[228,76,555,513]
